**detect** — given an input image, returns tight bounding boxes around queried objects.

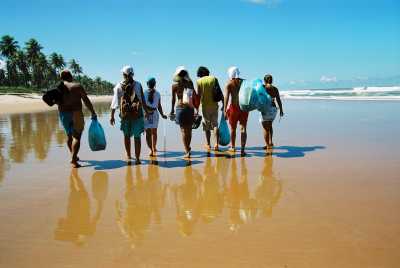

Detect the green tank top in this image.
[197,76,217,108]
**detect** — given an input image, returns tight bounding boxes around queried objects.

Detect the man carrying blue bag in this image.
[57,70,97,168]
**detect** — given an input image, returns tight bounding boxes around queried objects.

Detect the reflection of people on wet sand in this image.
[116,166,150,248]
[255,156,282,217]
[116,165,168,248]
[225,158,255,232]
[54,169,108,245]
[171,164,202,237]
[199,158,224,224]
[147,162,168,224]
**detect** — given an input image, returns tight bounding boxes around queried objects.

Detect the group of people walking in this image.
[55,65,284,168]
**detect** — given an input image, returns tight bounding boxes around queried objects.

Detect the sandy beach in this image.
[0,99,399,267]
[0,94,112,115]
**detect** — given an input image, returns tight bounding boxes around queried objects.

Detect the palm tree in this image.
[15,50,30,86]
[49,53,65,74]
[0,35,19,58]
[25,38,43,64]
[94,76,102,95]
[0,35,19,86]
[69,59,83,77]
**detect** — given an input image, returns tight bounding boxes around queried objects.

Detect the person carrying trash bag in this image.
[223,66,249,156]
[110,66,150,165]
[169,66,199,159]
[56,70,97,168]
[196,66,224,152]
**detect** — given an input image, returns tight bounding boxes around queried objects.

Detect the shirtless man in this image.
[224,67,248,156]
[58,70,97,168]
[261,74,284,149]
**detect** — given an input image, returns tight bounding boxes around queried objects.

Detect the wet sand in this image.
[0,100,399,268]
[0,94,112,114]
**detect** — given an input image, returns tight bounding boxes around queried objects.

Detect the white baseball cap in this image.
[228,66,240,79]
[121,65,134,75]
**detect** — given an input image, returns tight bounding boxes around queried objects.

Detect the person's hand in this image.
[91,113,97,120]
[110,116,115,126]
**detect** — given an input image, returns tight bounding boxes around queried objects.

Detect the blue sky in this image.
[1,0,399,90]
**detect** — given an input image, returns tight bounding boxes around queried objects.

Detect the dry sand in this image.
[0,94,112,114]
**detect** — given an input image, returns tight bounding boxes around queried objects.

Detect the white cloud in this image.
[0,59,5,70]
[320,75,337,83]
[244,0,281,7]
[131,51,142,56]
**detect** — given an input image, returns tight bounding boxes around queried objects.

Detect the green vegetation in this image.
[0,35,114,95]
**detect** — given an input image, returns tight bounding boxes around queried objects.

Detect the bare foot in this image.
[205,144,211,151]
[240,150,247,157]
[214,144,219,151]
[268,143,274,148]
[184,151,191,159]
[263,145,268,150]
[135,159,141,165]
[71,161,82,168]
[149,151,156,157]
[228,147,236,153]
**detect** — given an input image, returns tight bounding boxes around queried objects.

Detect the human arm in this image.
[170,85,176,116]
[223,83,231,119]
[80,86,97,119]
[158,95,167,119]
[110,84,120,125]
[275,87,284,116]
[138,84,150,116]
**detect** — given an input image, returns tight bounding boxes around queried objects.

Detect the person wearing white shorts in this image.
[143,77,167,156]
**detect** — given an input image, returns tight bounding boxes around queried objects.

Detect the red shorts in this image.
[227,104,248,129]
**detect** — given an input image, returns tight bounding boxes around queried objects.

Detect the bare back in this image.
[226,79,242,106]
[59,82,83,112]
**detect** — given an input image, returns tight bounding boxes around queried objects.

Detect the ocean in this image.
[281,86,400,101]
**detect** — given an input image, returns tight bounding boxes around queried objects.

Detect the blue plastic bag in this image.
[218,115,231,146]
[254,79,273,113]
[88,119,106,151]
[239,79,262,112]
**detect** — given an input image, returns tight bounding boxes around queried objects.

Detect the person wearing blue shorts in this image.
[58,70,97,168]
[110,66,150,164]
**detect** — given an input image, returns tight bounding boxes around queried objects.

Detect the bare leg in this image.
[181,127,192,157]
[205,129,211,150]
[269,126,274,147]
[145,129,152,151]
[214,126,219,151]
[67,135,73,153]
[124,136,131,159]
[240,124,247,156]
[262,121,271,149]
[230,126,236,151]
[71,134,82,168]
[151,128,157,156]
[134,137,141,164]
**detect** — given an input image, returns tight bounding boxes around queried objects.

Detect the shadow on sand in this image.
[83,158,203,170]
[247,145,326,158]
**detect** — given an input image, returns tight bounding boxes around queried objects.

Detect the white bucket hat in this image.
[228,66,240,79]
[121,65,134,76]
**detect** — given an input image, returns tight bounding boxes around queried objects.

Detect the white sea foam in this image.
[281,86,400,101]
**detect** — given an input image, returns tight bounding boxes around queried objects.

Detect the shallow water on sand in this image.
[0,100,399,268]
